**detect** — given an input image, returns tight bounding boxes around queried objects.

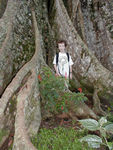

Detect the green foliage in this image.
[80,134,102,149]
[9,95,17,114]
[107,112,113,123]
[0,129,7,142]
[8,144,13,150]
[79,117,113,149]
[31,127,92,150]
[79,119,99,131]
[39,67,87,113]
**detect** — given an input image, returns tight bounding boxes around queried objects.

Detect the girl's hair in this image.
[57,40,67,47]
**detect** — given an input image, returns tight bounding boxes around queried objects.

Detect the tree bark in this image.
[50,0,113,112]
[0,2,41,149]
[0,0,113,149]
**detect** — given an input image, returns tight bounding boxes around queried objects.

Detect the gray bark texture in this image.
[63,0,113,72]
[51,0,113,104]
[0,1,41,149]
[0,0,35,96]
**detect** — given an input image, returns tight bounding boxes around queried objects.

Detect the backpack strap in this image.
[56,52,59,66]
[66,52,69,62]
[66,52,70,79]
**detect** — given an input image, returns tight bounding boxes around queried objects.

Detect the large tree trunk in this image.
[13,10,42,149]
[62,0,113,72]
[0,0,35,96]
[0,4,41,149]
[50,0,113,113]
[0,0,113,149]
[0,1,41,149]
[79,0,113,72]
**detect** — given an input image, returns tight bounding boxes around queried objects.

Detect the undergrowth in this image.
[38,67,88,114]
[31,127,93,150]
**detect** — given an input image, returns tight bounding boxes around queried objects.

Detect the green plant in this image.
[31,127,92,150]
[79,117,113,149]
[107,112,113,123]
[39,67,87,114]
[106,107,113,123]
[8,144,13,150]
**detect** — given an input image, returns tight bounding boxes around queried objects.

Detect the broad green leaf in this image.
[100,128,106,138]
[79,119,99,131]
[80,135,102,148]
[107,142,113,150]
[88,142,101,148]
[80,134,102,143]
[105,124,113,133]
[99,117,107,126]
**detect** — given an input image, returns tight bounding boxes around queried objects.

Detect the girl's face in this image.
[58,43,65,53]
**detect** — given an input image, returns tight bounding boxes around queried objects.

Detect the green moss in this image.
[26,97,40,123]
[9,95,17,114]
[27,109,35,122]
[30,97,38,108]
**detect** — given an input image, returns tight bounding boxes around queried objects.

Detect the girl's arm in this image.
[70,65,73,79]
[54,64,60,76]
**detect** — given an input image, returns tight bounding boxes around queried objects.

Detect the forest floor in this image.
[0,98,113,150]
[38,98,113,150]
[40,99,93,130]
[39,91,96,129]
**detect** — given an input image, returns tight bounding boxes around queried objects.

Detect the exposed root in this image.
[0,0,19,95]
[0,7,42,127]
[0,0,18,53]
[12,70,37,150]
[0,23,12,53]
[12,9,42,149]
[77,3,86,42]
[0,9,42,150]
[69,101,98,120]
[71,0,80,22]
[0,126,14,150]
[93,87,106,116]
